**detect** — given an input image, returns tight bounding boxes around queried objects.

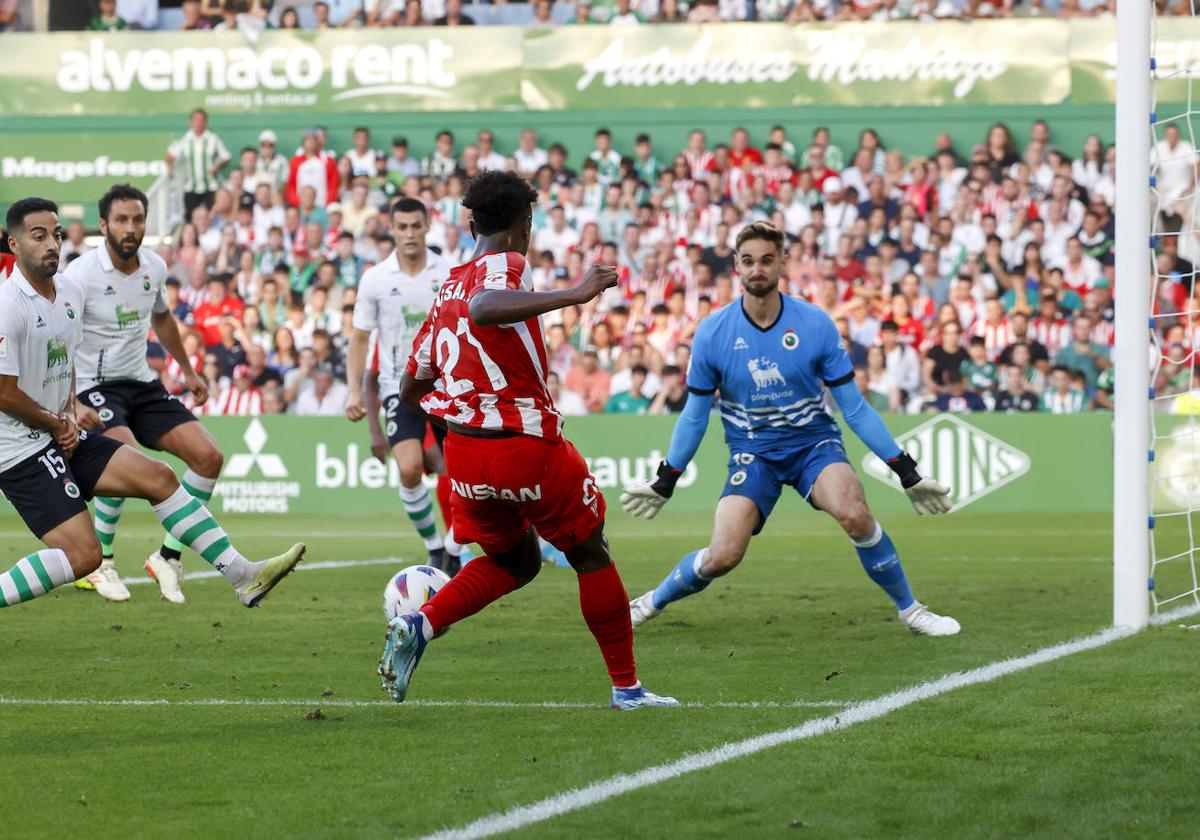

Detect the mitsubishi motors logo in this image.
[862,415,1030,511]
[224,419,288,478]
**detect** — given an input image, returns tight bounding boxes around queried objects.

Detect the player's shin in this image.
[159,470,218,560]
[650,548,713,611]
[578,562,638,688]
[851,521,915,611]
[93,496,124,559]
[417,554,518,635]
[0,549,74,607]
[151,486,253,589]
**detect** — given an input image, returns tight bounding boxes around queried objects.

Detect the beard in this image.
[107,228,142,260]
[743,276,780,298]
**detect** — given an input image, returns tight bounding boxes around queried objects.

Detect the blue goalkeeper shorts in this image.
[720,437,850,535]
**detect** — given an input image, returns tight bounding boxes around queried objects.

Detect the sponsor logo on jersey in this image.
[862,414,1030,512]
[46,337,68,369]
[104,285,116,295]
[733,337,749,351]
[115,303,141,329]
[747,356,786,390]
[782,330,799,350]
[450,479,543,503]
[35,316,46,328]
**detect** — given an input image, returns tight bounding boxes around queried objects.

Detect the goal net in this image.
[1143,5,1200,621]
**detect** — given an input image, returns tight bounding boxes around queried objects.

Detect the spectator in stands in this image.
[292,365,347,416]
[1041,366,1088,413]
[565,349,613,413]
[90,0,128,30]
[933,371,986,413]
[434,0,475,25]
[994,364,1040,412]
[1054,315,1110,392]
[288,132,340,208]
[167,109,230,220]
[606,364,653,413]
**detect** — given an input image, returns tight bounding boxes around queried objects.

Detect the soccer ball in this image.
[383,564,450,621]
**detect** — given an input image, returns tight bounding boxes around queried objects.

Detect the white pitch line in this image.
[415,603,1200,840]
[120,556,405,586]
[0,697,846,711]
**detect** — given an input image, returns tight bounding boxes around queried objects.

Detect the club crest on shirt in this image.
[143,279,151,291]
[782,330,799,350]
[0,335,6,359]
[747,357,786,390]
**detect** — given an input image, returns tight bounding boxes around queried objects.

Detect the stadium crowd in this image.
[0,0,1147,33]
[36,110,1200,418]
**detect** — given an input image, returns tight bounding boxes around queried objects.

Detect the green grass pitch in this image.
[1,508,1196,838]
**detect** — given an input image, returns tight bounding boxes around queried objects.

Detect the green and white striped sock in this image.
[93,496,124,559]
[161,470,218,556]
[399,483,444,551]
[152,487,252,588]
[0,549,74,607]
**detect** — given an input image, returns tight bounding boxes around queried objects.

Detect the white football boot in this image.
[145,551,186,604]
[82,559,131,602]
[900,601,961,636]
[629,591,662,628]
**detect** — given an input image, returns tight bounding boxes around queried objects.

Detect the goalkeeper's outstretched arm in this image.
[621,391,712,519]
[828,380,953,516]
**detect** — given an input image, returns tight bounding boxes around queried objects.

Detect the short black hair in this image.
[595,128,611,138]
[6,197,58,233]
[968,336,987,348]
[461,171,537,236]
[636,133,651,144]
[99,184,149,220]
[353,126,369,135]
[391,197,428,218]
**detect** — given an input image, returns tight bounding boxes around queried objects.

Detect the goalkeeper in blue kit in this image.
[620,222,960,636]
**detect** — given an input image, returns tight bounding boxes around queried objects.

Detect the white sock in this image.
[152,486,254,589]
[444,526,463,558]
[399,483,444,551]
[0,549,73,607]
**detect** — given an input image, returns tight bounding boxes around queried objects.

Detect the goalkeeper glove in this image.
[886,451,952,516]
[620,460,683,520]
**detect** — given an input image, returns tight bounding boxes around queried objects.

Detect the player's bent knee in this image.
[69,541,103,577]
[194,446,224,478]
[839,507,875,540]
[144,459,181,502]
[704,546,744,577]
[398,466,424,488]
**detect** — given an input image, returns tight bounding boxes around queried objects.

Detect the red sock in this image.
[578,563,637,689]
[419,555,517,635]
[436,475,453,530]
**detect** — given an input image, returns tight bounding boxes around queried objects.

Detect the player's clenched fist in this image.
[573,264,618,304]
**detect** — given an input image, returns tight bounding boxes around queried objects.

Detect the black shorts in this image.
[79,380,197,449]
[383,393,428,447]
[0,433,124,538]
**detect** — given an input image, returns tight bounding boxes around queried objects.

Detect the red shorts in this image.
[443,432,606,555]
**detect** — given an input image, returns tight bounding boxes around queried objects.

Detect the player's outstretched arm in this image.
[828,380,952,516]
[470,265,617,327]
[621,391,712,520]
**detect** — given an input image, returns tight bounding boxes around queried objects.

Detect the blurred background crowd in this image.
[37,107,1200,418]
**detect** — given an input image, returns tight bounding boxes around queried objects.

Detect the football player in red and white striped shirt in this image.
[379,171,678,711]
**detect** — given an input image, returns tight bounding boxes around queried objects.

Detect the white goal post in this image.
[1112,0,1151,629]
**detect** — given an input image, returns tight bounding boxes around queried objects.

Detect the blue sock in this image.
[853,523,915,611]
[651,549,712,610]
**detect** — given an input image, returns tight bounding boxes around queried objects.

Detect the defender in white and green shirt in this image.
[64,184,231,603]
[0,196,304,609]
[345,198,457,572]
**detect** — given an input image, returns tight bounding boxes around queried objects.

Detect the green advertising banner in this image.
[0,21,1146,116]
[1070,18,1199,106]
[0,132,172,222]
[0,413,1116,520]
[523,21,1070,110]
[0,29,522,117]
